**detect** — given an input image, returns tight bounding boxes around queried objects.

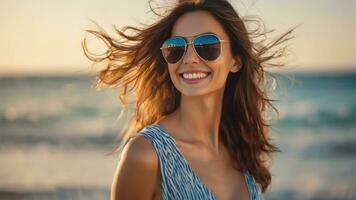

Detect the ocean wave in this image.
[0,103,113,125]
[0,133,118,149]
[265,188,354,200]
[0,187,109,200]
[303,139,356,158]
[0,187,353,200]
[275,102,356,127]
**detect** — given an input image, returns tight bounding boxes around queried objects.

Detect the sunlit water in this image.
[0,72,355,199]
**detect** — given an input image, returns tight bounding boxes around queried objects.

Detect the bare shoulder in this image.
[121,136,158,165]
[111,135,160,200]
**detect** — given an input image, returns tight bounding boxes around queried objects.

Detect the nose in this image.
[182,43,201,64]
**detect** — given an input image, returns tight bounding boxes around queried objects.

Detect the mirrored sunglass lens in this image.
[193,35,220,61]
[161,37,186,63]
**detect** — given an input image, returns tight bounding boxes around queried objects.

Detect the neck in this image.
[175,89,224,152]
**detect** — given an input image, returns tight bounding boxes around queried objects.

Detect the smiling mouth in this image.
[179,72,212,80]
[178,72,212,84]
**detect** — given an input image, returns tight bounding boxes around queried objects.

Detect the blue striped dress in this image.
[137,124,264,200]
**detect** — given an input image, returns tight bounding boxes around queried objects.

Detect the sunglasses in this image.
[160,33,229,64]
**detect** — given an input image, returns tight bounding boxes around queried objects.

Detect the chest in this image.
[153,144,251,200]
[163,143,250,200]
[177,143,251,200]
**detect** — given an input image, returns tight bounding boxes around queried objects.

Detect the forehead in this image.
[171,10,228,39]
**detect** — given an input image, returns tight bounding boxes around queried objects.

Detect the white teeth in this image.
[182,72,209,80]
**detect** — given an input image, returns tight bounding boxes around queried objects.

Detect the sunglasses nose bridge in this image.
[183,40,200,63]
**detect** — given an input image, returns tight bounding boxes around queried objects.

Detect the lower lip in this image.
[180,73,211,84]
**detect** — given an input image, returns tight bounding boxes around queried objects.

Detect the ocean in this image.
[0,72,355,200]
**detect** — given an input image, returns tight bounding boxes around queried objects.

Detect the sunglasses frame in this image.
[160,33,230,64]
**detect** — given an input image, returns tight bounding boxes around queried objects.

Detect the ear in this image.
[230,55,242,73]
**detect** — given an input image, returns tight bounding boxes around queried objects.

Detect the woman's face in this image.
[166,10,240,97]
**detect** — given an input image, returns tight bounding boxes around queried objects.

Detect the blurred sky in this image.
[0,0,355,75]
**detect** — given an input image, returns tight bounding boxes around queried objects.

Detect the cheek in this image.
[167,64,180,81]
[211,67,230,82]
[214,56,235,75]
[209,60,232,84]
[219,45,235,68]
[212,57,233,73]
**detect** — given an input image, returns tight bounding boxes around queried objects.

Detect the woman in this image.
[83,0,294,199]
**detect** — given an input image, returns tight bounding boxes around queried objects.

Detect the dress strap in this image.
[138,124,216,200]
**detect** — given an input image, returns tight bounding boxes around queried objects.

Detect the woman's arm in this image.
[111,136,160,200]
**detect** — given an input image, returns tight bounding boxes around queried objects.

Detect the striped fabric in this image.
[137,124,264,200]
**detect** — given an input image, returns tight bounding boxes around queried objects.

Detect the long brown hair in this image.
[82,0,295,192]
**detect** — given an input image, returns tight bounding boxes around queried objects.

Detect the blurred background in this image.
[0,0,355,199]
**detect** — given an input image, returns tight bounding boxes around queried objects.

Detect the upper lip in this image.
[179,70,211,74]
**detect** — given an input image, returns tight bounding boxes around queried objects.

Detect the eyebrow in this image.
[171,32,217,39]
